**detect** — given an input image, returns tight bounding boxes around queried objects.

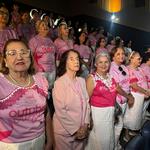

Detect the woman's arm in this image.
[86,75,95,97]
[130,83,150,97]
[116,84,134,108]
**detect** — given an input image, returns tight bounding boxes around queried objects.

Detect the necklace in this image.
[96,72,112,88]
[8,74,31,87]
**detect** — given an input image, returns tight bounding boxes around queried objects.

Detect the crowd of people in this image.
[0,2,150,150]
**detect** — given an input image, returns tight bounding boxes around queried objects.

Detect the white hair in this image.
[95,51,110,65]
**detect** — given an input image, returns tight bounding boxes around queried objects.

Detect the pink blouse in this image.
[53,74,90,135]
[0,73,48,143]
[54,38,73,60]
[141,63,150,88]
[110,62,130,104]
[0,27,18,53]
[128,66,148,92]
[74,44,91,59]
[90,72,117,107]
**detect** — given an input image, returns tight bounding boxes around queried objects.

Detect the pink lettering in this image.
[42,47,52,53]
[9,110,17,117]
[9,105,46,122]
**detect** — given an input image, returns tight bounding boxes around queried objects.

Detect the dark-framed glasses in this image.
[6,49,31,58]
[118,66,126,76]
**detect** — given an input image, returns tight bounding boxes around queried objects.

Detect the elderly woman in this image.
[54,21,73,63]
[86,51,117,150]
[0,5,18,64]
[124,51,150,134]
[52,49,90,150]
[109,47,134,146]
[29,20,57,89]
[0,39,52,150]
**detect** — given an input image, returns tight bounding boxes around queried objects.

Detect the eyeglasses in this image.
[118,66,126,76]
[6,49,31,58]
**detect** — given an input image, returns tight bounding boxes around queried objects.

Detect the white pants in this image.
[0,133,45,150]
[124,92,145,130]
[114,102,127,148]
[85,106,115,150]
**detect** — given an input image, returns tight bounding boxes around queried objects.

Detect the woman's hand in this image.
[127,93,134,108]
[144,90,150,99]
[75,124,89,140]
[146,90,150,96]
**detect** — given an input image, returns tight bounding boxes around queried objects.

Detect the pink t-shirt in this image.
[29,35,56,72]
[74,44,91,59]
[54,38,73,60]
[96,47,108,55]
[0,73,48,143]
[90,73,117,107]
[0,27,18,53]
[128,66,148,92]
[109,62,130,104]
[88,34,97,47]
[141,63,150,88]
[106,44,115,52]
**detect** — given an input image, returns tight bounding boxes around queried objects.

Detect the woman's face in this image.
[38,21,49,36]
[79,33,86,44]
[66,51,80,73]
[99,39,106,47]
[43,16,50,25]
[22,12,30,23]
[59,24,69,37]
[113,47,125,64]
[130,53,142,67]
[0,7,9,25]
[13,4,19,11]
[96,56,110,74]
[4,42,31,73]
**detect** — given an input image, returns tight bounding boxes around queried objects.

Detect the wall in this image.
[69,0,150,32]
[15,0,70,15]
[14,0,150,32]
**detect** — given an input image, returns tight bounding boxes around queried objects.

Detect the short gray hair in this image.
[95,51,110,65]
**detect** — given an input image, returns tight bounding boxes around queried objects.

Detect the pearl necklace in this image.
[96,72,112,88]
[8,74,31,87]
